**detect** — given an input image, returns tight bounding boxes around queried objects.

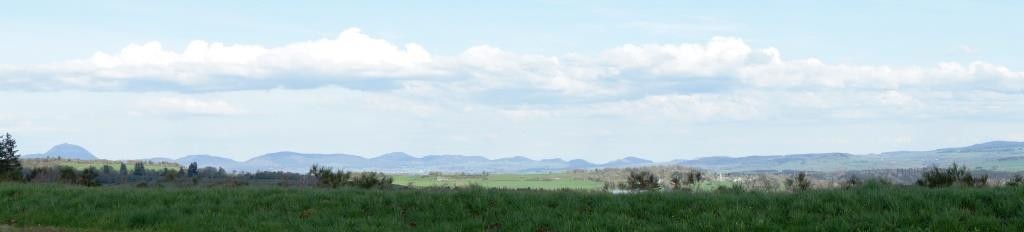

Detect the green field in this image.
[2,183,1024,231]
[393,173,605,190]
[393,173,737,191]
[21,159,181,171]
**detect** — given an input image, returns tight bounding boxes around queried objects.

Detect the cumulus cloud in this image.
[2,28,1024,98]
[456,45,621,95]
[2,28,443,91]
[86,28,437,77]
[601,37,770,76]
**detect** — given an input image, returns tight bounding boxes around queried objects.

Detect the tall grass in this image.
[2,183,1023,231]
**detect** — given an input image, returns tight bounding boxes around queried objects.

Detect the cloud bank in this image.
[4,28,1024,160]
[4,27,1021,95]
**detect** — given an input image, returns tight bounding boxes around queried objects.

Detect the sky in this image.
[2,1,1024,162]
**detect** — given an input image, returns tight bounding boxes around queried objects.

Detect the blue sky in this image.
[2,1,1023,162]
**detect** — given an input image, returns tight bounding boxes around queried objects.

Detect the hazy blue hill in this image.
[939,141,1024,153]
[371,152,417,162]
[244,151,367,173]
[146,157,176,163]
[42,140,1024,173]
[675,141,1024,172]
[23,143,98,160]
[177,155,241,170]
[540,158,566,163]
[496,156,534,162]
[420,154,490,163]
[566,159,597,169]
[602,156,653,167]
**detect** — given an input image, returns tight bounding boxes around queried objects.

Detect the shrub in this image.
[1006,174,1024,187]
[59,166,78,183]
[626,170,660,191]
[785,172,812,192]
[715,185,745,193]
[352,172,393,189]
[309,165,351,188]
[669,172,684,190]
[916,163,987,187]
[24,166,100,186]
[746,174,779,192]
[79,167,100,187]
[842,175,861,189]
[685,170,703,186]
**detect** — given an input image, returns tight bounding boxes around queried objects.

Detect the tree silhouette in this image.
[133,162,146,176]
[187,162,199,177]
[0,133,22,181]
[916,163,988,187]
[119,163,128,175]
[626,170,660,191]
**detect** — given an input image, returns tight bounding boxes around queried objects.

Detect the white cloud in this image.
[5,28,442,90]
[4,29,1024,97]
[601,37,761,76]
[456,45,621,95]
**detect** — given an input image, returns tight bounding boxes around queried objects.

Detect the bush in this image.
[1006,174,1024,187]
[24,166,100,186]
[351,172,393,189]
[785,172,812,192]
[668,170,703,191]
[309,165,351,188]
[686,170,703,186]
[916,163,987,188]
[841,175,861,189]
[79,167,101,187]
[308,165,394,189]
[746,174,779,192]
[669,172,684,190]
[626,170,660,191]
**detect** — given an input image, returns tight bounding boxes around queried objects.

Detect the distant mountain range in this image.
[22,143,99,160]
[673,141,1024,172]
[150,152,655,173]
[20,141,1024,173]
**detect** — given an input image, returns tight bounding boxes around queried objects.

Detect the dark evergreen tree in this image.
[0,133,22,181]
[133,162,146,176]
[58,166,77,183]
[187,162,199,177]
[101,165,115,175]
[79,167,100,186]
[119,162,128,176]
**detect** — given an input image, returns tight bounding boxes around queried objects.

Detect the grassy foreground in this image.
[2,183,1024,231]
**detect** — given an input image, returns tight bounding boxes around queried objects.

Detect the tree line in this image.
[618,162,1021,192]
[0,133,392,189]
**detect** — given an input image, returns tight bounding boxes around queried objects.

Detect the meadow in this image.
[20,159,180,172]
[392,172,736,190]
[393,173,604,190]
[2,183,1023,231]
